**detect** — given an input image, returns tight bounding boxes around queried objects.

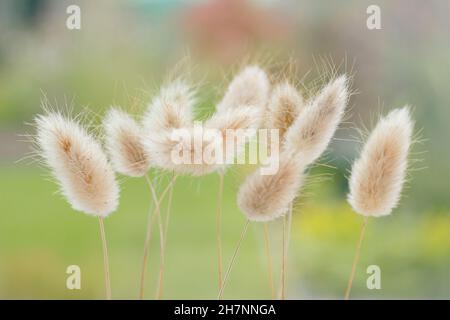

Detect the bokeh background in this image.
[0,0,449,299]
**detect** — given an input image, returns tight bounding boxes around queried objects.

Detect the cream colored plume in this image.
[149,105,263,177]
[237,76,348,222]
[237,155,305,222]
[35,113,119,217]
[284,75,348,164]
[143,79,194,131]
[196,65,269,173]
[265,81,305,142]
[103,108,150,177]
[142,67,269,176]
[205,105,263,162]
[142,80,195,170]
[217,65,270,112]
[348,107,413,217]
[206,105,262,133]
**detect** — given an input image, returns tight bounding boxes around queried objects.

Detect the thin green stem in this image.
[164,172,176,249]
[280,214,287,300]
[98,217,111,300]
[344,215,369,300]
[263,223,275,299]
[216,172,224,292]
[218,220,250,300]
[139,174,177,299]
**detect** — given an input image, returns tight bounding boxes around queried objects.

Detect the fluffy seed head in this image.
[142,80,195,170]
[238,155,305,222]
[284,75,348,164]
[103,108,150,177]
[35,113,119,217]
[348,107,414,217]
[144,105,263,177]
[143,79,195,131]
[206,106,263,133]
[143,69,268,176]
[265,81,305,142]
[200,106,263,174]
[217,65,270,112]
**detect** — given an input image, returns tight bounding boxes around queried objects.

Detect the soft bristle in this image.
[200,106,263,174]
[103,108,150,177]
[143,68,268,176]
[237,156,304,222]
[144,105,262,177]
[217,65,270,112]
[36,113,119,217]
[265,81,304,141]
[206,106,262,133]
[142,79,195,170]
[141,130,180,172]
[205,105,263,150]
[284,75,348,164]
[143,79,195,131]
[348,107,413,217]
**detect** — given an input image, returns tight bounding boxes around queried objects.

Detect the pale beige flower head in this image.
[217,65,270,112]
[35,112,119,217]
[142,80,195,170]
[103,108,150,177]
[142,67,269,176]
[143,79,194,131]
[205,105,263,168]
[237,155,305,222]
[265,81,305,142]
[284,75,348,164]
[348,107,414,217]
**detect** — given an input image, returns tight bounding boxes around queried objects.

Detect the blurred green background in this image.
[0,0,449,299]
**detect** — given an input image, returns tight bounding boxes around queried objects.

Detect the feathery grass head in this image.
[217,65,270,112]
[206,105,263,133]
[143,79,195,131]
[143,68,269,176]
[198,105,264,174]
[237,155,305,222]
[142,80,195,170]
[35,112,119,217]
[284,75,348,164]
[205,104,263,149]
[265,81,305,142]
[152,105,263,177]
[103,108,150,177]
[348,107,414,217]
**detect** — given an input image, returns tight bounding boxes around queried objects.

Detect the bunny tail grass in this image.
[35,112,119,217]
[238,156,304,222]
[142,80,195,171]
[35,112,119,300]
[103,108,150,177]
[265,81,305,143]
[348,107,414,217]
[143,79,194,132]
[217,65,269,113]
[218,220,250,300]
[345,107,413,299]
[284,75,348,164]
